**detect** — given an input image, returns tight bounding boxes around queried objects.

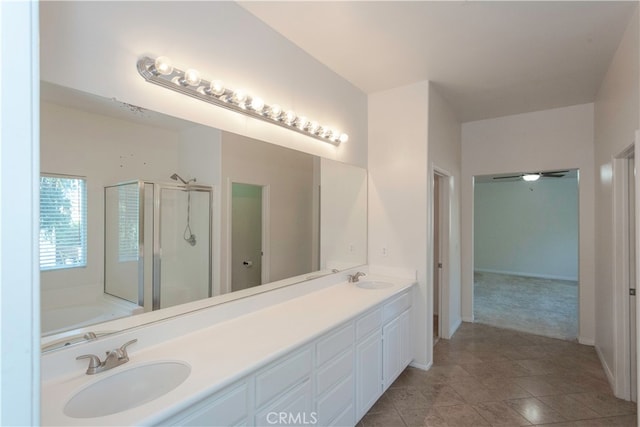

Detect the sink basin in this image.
[356,281,393,289]
[64,361,191,418]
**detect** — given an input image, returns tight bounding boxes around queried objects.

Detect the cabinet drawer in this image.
[316,348,353,396]
[317,375,354,426]
[330,403,355,427]
[255,379,313,426]
[356,307,382,340]
[383,291,411,323]
[168,381,248,427]
[316,322,354,367]
[256,347,312,408]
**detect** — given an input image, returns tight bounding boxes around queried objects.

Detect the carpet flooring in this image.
[474,271,578,341]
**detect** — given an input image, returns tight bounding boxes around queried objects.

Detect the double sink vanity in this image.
[42,270,416,426]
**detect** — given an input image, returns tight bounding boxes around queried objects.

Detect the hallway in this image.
[359,323,636,426]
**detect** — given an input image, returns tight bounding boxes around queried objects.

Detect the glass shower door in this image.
[155,185,212,309]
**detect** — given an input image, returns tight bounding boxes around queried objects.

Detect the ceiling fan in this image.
[493,170,569,182]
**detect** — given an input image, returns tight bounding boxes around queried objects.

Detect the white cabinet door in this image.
[382,315,402,389]
[355,330,382,420]
[400,308,412,367]
[383,308,413,389]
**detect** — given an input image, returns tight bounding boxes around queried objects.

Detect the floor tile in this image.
[398,406,451,427]
[537,394,600,420]
[566,392,637,417]
[360,409,406,427]
[435,404,490,426]
[472,401,532,426]
[360,323,637,427]
[505,397,567,424]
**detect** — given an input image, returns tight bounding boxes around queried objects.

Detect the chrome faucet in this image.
[76,339,137,375]
[348,272,366,283]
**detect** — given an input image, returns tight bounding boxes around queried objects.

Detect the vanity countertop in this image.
[41,274,415,426]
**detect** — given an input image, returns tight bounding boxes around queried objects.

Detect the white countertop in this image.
[41,274,415,426]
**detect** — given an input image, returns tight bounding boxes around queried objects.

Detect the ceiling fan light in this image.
[523,174,540,182]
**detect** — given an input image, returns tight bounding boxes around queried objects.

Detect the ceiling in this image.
[41,82,198,132]
[239,1,637,122]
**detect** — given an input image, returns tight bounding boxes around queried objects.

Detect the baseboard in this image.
[474,268,578,282]
[578,336,595,346]
[410,361,432,371]
[595,344,616,392]
[462,316,474,323]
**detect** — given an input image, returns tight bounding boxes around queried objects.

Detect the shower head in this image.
[170,173,188,185]
[170,173,196,185]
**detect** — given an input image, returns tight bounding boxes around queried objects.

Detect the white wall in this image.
[369,81,430,367]
[427,84,462,339]
[221,132,316,292]
[461,103,596,344]
[474,178,579,281]
[593,7,639,396]
[320,158,367,271]
[39,1,367,168]
[0,2,40,424]
[368,82,462,367]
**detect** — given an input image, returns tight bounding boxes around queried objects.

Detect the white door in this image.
[231,182,263,292]
[629,155,637,402]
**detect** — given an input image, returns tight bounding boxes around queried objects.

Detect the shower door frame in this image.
[152,183,214,310]
[103,180,146,307]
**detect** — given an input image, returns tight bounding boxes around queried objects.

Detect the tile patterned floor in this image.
[358,323,637,426]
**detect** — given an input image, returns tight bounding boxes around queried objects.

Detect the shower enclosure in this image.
[104,180,213,311]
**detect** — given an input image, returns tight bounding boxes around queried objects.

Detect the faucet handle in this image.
[76,354,102,370]
[118,339,137,358]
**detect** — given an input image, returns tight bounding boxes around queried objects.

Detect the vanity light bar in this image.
[137,56,349,146]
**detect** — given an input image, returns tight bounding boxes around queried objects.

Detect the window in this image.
[39,175,87,270]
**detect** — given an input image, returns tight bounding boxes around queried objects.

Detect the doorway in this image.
[230,182,268,292]
[614,144,637,401]
[432,169,450,341]
[472,170,579,340]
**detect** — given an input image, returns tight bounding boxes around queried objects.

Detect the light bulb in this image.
[331,130,342,142]
[232,90,247,106]
[339,133,349,144]
[183,68,201,86]
[153,56,174,75]
[308,121,320,134]
[250,97,265,113]
[522,174,540,182]
[296,116,308,130]
[268,104,282,120]
[322,128,333,138]
[209,80,225,96]
[284,110,296,125]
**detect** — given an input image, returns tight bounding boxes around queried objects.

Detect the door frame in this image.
[429,166,451,341]
[613,134,639,400]
[225,179,270,291]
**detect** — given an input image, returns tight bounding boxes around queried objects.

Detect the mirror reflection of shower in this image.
[170,173,197,247]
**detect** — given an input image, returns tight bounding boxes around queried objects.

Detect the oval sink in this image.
[356,281,393,289]
[64,361,190,418]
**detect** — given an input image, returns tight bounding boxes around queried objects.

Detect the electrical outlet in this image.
[349,244,355,253]
[382,246,388,257]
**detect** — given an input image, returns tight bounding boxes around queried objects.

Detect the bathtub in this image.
[41,294,143,336]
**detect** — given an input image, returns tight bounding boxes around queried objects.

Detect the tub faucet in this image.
[348,272,366,283]
[76,339,137,375]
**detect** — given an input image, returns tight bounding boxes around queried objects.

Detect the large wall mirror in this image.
[40,82,367,351]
